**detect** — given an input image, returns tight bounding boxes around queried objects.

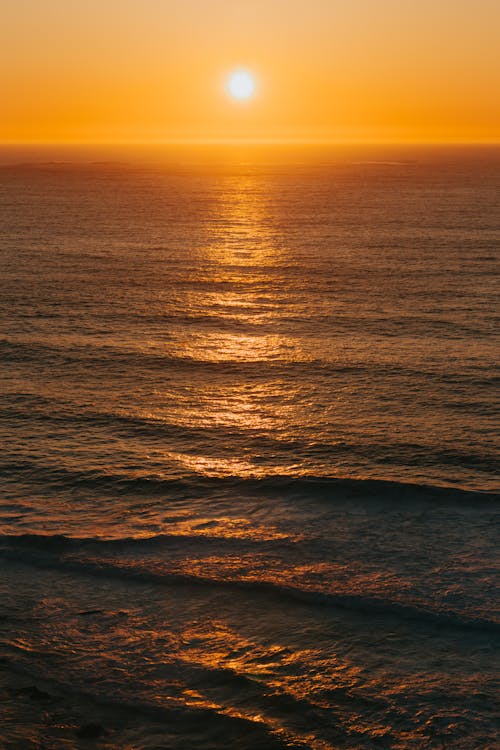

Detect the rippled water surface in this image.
[0,145,498,748]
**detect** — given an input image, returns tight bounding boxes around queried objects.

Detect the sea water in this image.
[0,145,498,748]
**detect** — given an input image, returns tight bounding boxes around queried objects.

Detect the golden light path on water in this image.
[122,178,364,747]
[157,174,307,479]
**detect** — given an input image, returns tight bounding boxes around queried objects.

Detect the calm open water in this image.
[0,145,499,748]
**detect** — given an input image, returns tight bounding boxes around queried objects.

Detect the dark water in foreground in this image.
[0,145,499,748]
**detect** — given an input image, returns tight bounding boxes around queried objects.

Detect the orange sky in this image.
[1,0,499,143]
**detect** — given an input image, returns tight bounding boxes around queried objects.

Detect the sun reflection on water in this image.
[203,174,283,267]
[157,173,303,479]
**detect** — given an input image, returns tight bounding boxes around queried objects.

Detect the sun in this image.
[227,70,256,101]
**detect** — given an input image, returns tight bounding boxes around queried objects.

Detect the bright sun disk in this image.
[227,70,256,100]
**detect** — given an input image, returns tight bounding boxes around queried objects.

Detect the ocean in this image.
[0,144,498,749]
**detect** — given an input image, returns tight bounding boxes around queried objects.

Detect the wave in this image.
[0,531,295,554]
[0,659,294,750]
[1,338,498,386]
[1,536,497,635]
[0,458,497,503]
[0,639,391,749]
[2,403,498,476]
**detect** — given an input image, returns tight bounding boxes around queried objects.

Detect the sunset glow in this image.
[1,0,499,144]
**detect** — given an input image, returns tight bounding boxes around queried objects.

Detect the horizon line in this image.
[1,138,500,147]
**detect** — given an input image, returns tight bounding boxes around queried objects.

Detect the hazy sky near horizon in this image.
[2,0,499,143]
